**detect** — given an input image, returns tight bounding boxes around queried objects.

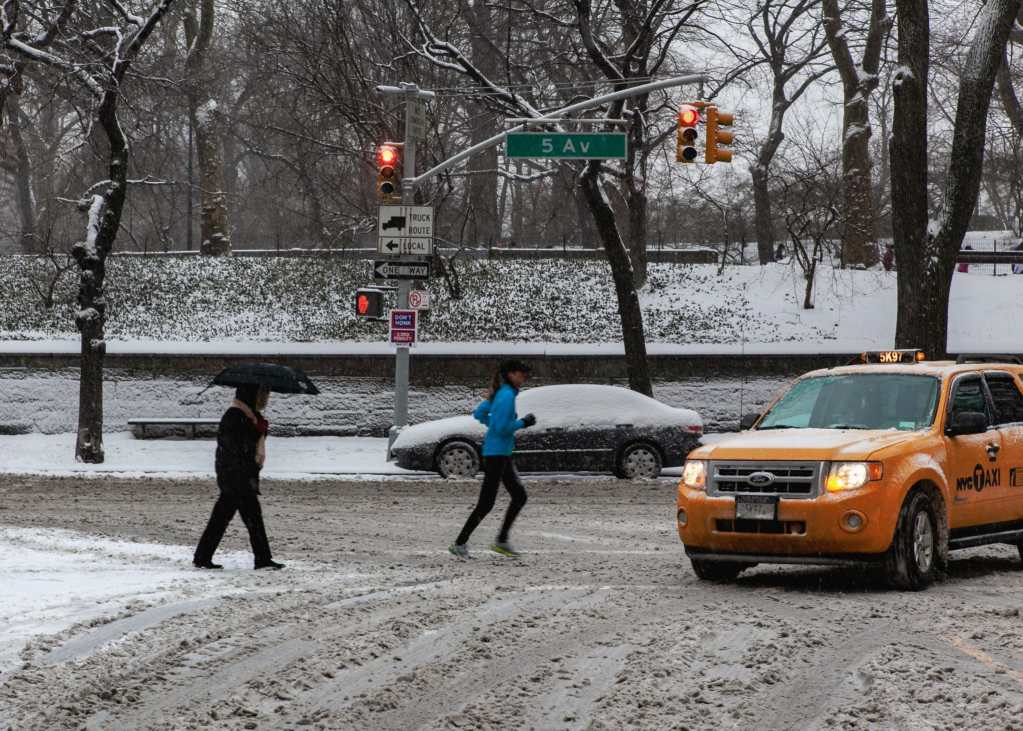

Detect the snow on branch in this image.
[404,0,544,119]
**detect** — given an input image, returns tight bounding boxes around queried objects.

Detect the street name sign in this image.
[389,309,418,345]
[373,260,431,280]
[409,101,428,140]
[505,132,628,160]
[378,204,434,256]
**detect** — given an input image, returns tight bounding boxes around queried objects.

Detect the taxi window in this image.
[757,374,940,431]
[948,376,987,417]
[984,373,1023,425]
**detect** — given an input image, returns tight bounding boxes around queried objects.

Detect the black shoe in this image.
[193,560,223,570]
[254,560,285,570]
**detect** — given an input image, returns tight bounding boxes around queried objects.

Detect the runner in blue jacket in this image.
[450,360,536,559]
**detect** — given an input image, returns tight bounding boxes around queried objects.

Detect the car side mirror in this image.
[946,411,988,437]
[739,412,761,430]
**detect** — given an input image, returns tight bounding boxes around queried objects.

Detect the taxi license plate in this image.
[735,494,778,521]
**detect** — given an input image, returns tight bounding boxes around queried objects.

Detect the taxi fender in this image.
[882,454,951,557]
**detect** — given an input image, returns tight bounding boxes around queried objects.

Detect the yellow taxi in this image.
[677,351,1023,589]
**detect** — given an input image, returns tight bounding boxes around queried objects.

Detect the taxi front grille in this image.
[710,461,822,498]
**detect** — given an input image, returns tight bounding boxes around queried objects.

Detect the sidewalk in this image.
[0,433,417,479]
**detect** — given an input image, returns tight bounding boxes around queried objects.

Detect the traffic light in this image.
[376,143,403,202]
[706,106,734,164]
[676,104,700,163]
[355,288,385,320]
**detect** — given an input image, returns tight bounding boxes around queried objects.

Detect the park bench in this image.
[128,417,220,439]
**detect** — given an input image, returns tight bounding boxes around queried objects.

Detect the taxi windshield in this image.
[757,373,941,431]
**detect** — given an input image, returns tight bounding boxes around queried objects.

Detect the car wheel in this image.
[615,443,663,480]
[690,558,750,582]
[883,491,939,591]
[435,441,480,479]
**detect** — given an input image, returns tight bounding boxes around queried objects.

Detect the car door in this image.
[982,371,1023,522]
[944,373,1002,528]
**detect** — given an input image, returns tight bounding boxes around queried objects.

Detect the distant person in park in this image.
[1013,242,1023,274]
[882,244,895,272]
[775,243,785,261]
[449,360,536,559]
[193,384,284,570]
[958,244,972,274]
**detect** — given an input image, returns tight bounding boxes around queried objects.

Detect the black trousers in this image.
[194,491,273,566]
[456,456,528,545]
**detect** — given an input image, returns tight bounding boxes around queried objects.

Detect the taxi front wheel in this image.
[884,491,939,591]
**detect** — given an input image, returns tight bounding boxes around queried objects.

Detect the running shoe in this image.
[490,541,521,558]
[449,543,471,560]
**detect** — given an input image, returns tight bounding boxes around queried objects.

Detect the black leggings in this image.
[194,491,273,566]
[455,456,528,545]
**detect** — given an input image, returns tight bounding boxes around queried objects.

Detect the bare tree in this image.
[723,0,833,265]
[2,0,178,462]
[891,0,1022,356]
[821,0,890,267]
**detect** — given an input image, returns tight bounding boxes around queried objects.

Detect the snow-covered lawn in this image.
[4,255,1021,351]
[0,433,414,479]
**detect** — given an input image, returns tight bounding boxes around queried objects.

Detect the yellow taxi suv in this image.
[677,351,1023,590]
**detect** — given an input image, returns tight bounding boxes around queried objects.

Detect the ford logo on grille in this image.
[748,471,775,487]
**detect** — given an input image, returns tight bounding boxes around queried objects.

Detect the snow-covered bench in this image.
[128,417,220,439]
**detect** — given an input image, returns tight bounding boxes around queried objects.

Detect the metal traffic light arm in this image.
[404,73,706,187]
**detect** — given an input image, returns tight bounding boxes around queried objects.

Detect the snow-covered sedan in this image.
[390,384,703,479]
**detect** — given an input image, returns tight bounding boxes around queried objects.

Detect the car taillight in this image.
[685,424,702,434]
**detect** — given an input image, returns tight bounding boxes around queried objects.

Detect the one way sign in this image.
[373,260,431,280]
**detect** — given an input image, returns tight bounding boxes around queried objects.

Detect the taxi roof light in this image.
[857,349,925,365]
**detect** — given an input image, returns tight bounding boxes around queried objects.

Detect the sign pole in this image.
[381,82,432,451]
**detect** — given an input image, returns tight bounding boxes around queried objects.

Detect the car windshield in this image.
[757,373,941,431]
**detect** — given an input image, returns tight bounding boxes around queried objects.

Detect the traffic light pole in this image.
[379,83,434,451]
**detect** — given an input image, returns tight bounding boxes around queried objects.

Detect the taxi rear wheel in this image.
[884,491,939,591]
[690,558,751,582]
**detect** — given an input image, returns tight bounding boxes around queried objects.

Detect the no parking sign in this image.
[408,290,431,310]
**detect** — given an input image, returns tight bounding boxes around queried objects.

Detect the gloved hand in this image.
[521,413,537,428]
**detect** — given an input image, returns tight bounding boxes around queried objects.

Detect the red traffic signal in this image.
[376,143,403,201]
[676,105,701,164]
[679,106,700,127]
[355,288,385,319]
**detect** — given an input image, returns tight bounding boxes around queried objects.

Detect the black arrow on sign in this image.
[385,241,398,251]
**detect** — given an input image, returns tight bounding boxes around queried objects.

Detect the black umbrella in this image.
[208,362,320,395]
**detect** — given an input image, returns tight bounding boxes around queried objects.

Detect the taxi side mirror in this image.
[739,412,761,430]
[946,411,988,437]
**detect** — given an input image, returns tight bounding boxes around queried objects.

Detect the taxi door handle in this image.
[987,443,1000,461]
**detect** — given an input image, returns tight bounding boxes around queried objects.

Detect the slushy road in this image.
[2,474,1022,730]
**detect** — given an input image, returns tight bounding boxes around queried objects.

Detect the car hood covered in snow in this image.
[692,428,923,462]
[391,416,486,451]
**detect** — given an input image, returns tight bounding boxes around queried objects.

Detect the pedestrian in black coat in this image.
[193,384,284,570]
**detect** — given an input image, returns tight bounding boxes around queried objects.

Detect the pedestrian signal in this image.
[676,105,700,163]
[355,288,385,320]
[706,107,734,164]
[376,143,403,202]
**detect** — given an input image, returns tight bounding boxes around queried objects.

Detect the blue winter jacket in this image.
[473,383,525,456]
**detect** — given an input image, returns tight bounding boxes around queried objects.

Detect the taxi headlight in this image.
[826,461,883,492]
[682,460,708,490]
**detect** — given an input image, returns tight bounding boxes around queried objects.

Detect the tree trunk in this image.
[892,0,1021,356]
[72,94,130,463]
[579,162,652,396]
[751,165,775,264]
[185,0,231,256]
[6,97,38,253]
[465,0,499,245]
[840,100,879,267]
